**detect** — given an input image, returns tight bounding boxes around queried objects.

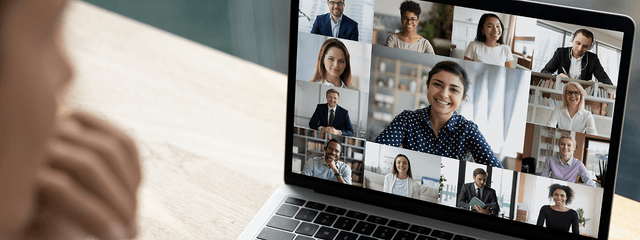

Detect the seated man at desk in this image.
[456,168,499,216]
[540,29,613,85]
[309,89,354,136]
[301,139,352,184]
[311,0,359,41]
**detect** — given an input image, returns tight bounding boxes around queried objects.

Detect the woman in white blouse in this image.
[463,13,513,68]
[547,82,598,135]
[383,154,421,199]
[311,38,358,90]
[385,1,435,54]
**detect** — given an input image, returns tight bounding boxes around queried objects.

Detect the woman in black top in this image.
[536,184,580,234]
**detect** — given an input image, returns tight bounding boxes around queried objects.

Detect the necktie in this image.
[329,109,335,126]
[476,188,481,199]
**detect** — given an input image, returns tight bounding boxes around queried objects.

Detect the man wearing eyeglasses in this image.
[311,0,359,41]
[540,29,613,85]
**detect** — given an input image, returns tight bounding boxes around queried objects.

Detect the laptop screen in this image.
[288,0,632,239]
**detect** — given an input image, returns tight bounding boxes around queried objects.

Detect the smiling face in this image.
[323,47,346,80]
[0,0,72,233]
[559,137,576,162]
[427,71,464,118]
[552,189,568,206]
[482,17,502,44]
[326,92,339,109]
[564,84,582,108]
[325,141,341,164]
[327,0,345,19]
[401,11,419,33]
[571,32,593,59]
[473,173,487,188]
[395,156,409,175]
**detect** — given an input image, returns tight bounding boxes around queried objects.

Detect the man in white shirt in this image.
[456,168,499,215]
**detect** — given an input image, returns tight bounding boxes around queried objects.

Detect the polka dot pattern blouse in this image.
[374,106,503,168]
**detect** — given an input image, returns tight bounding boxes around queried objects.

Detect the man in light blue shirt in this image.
[301,138,352,184]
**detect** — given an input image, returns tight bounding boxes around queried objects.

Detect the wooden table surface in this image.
[60,1,639,239]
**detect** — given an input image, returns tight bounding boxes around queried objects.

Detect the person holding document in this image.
[456,168,499,215]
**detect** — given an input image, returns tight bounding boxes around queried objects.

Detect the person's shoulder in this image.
[342,14,356,24]
[337,104,348,112]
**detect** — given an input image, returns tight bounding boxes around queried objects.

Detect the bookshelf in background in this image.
[534,126,572,174]
[527,72,616,137]
[369,56,431,138]
[292,126,366,187]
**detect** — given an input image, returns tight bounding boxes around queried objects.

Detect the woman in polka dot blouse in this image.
[375,61,503,168]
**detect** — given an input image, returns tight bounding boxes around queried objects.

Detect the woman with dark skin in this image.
[537,184,580,234]
[385,0,435,54]
[0,0,141,239]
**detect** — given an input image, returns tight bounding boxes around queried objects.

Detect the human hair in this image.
[474,13,505,44]
[562,81,586,111]
[326,88,340,97]
[391,154,413,178]
[400,1,421,18]
[472,168,487,177]
[427,61,471,99]
[558,134,577,146]
[573,29,594,43]
[312,38,352,87]
[548,183,575,205]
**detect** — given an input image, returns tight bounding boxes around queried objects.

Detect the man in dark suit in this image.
[311,0,358,41]
[456,168,499,216]
[541,29,613,85]
[309,89,354,136]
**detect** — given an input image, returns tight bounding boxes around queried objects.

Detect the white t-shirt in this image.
[464,41,514,67]
[547,107,598,135]
[391,178,408,197]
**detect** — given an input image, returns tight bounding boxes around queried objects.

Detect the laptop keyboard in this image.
[256,197,477,240]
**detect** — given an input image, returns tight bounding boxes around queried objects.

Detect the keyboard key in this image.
[416,235,437,240]
[257,227,295,240]
[295,236,314,240]
[431,230,454,240]
[372,226,397,240]
[393,230,417,240]
[305,201,327,211]
[335,231,359,240]
[294,208,319,222]
[408,225,431,235]
[276,204,299,218]
[388,220,410,230]
[333,217,357,231]
[453,235,476,240]
[314,226,339,240]
[295,222,319,236]
[325,205,347,215]
[346,210,368,220]
[314,212,338,226]
[366,215,389,225]
[285,197,305,206]
[357,236,377,240]
[353,221,377,235]
[266,215,300,232]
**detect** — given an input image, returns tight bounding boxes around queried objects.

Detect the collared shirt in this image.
[547,107,598,135]
[541,155,596,187]
[327,106,337,124]
[301,156,352,184]
[321,79,348,89]
[474,183,484,199]
[374,106,503,168]
[330,14,343,38]
[569,52,584,79]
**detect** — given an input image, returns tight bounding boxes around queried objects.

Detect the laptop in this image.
[239,0,634,239]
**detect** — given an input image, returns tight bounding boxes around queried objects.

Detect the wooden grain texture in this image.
[59,1,638,239]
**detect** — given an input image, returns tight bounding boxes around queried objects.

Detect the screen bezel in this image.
[284,0,635,239]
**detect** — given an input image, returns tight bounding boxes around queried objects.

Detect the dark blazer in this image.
[456,182,499,216]
[540,47,613,85]
[311,13,358,41]
[309,104,354,136]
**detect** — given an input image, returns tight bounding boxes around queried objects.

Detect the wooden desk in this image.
[60,1,639,239]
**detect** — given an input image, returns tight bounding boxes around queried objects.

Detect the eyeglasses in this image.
[402,17,419,22]
[566,90,581,96]
[328,1,344,7]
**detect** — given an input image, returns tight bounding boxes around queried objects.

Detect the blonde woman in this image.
[547,82,598,135]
